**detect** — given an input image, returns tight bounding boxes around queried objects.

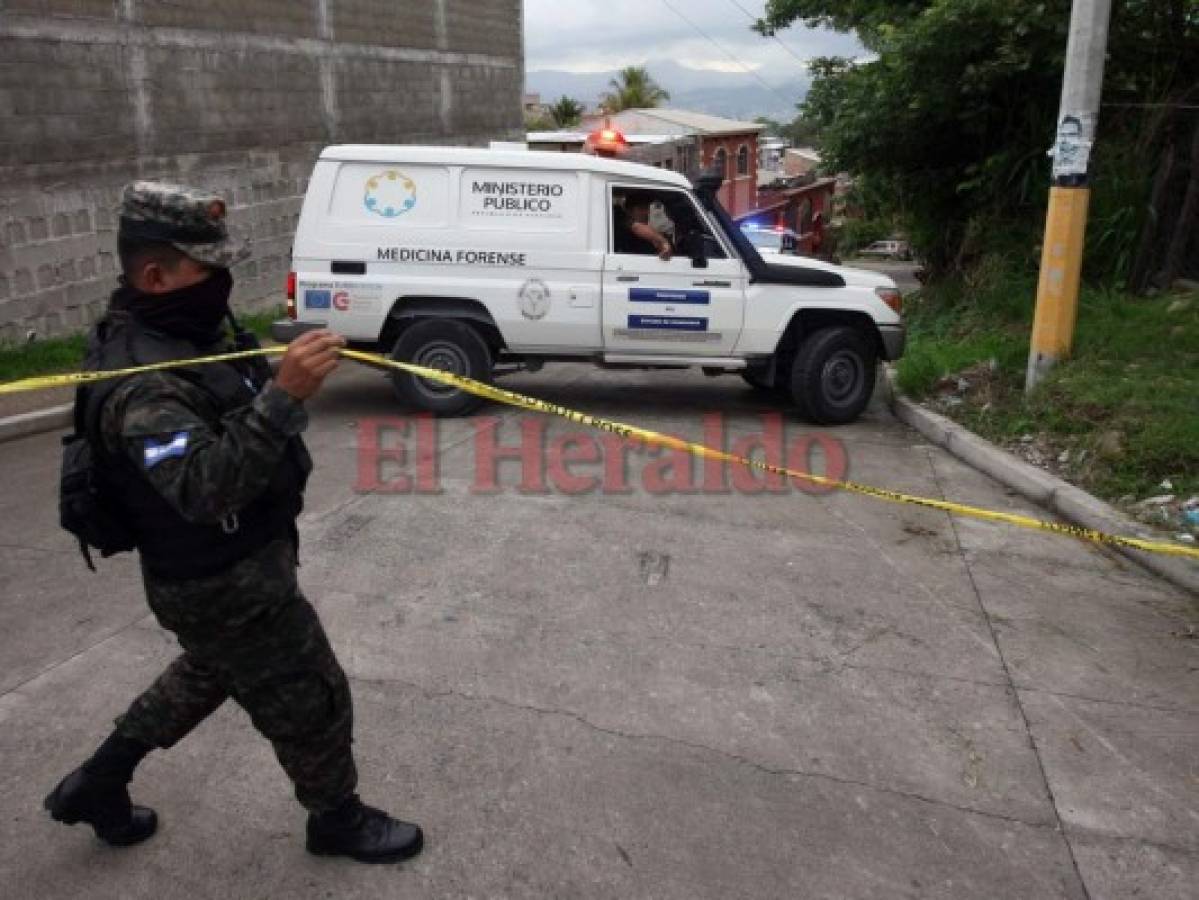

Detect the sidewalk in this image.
[0,383,73,420]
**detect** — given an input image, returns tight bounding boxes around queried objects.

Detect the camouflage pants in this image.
[114,539,357,813]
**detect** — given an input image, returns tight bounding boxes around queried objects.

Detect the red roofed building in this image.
[581,108,764,218]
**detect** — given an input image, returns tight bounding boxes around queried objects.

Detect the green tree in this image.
[782,114,824,149]
[548,96,585,128]
[525,113,557,132]
[756,0,1199,284]
[602,67,671,112]
[756,114,824,148]
[754,116,783,136]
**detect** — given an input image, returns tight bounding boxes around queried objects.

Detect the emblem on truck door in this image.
[364,170,417,218]
[518,278,552,320]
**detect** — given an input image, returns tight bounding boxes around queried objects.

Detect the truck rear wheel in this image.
[389,318,492,416]
[789,326,876,425]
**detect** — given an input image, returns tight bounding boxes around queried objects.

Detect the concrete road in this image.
[0,363,1196,899]
[847,259,923,294]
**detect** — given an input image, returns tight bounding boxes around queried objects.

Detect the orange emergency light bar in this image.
[588,126,629,157]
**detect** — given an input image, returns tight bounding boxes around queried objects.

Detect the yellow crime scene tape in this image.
[0,347,287,395]
[1,345,1197,561]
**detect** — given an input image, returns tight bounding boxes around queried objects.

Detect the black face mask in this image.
[118,267,234,344]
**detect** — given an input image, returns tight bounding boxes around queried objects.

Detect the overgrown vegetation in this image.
[0,306,284,384]
[752,1,1198,517]
[897,260,1199,504]
[759,0,1199,286]
[0,333,88,384]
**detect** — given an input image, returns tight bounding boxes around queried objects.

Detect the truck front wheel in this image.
[389,318,492,416]
[789,326,877,425]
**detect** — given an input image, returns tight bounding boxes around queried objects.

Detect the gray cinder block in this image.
[0,1,523,342]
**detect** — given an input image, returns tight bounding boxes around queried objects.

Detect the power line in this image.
[721,0,812,69]
[658,0,796,108]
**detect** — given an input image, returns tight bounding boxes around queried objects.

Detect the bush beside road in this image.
[896,261,1199,539]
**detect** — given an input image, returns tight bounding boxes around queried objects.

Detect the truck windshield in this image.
[699,193,768,271]
[694,185,845,287]
[743,230,784,251]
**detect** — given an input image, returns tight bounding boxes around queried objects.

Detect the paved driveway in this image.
[0,364,1195,898]
[848,259,922,294]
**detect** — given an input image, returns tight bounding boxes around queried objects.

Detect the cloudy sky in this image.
[523,0,864,84]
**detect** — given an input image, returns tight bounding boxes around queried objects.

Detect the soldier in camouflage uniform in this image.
[44,182,424,864]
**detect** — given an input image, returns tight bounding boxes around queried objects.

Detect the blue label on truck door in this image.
[628,288,711,305]
[628,315,709,331]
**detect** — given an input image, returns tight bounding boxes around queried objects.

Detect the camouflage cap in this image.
[118,181,250,268]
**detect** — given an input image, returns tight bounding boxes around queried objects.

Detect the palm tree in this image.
[548,96,585,128]
[602,67,670,112]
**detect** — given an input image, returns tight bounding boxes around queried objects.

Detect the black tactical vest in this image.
[78,311,312,581]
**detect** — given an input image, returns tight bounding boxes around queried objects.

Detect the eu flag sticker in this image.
[305,290,332,310]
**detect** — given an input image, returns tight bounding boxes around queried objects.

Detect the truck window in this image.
[610,186,729,260]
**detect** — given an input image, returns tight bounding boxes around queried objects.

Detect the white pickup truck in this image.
[274,145,905,424]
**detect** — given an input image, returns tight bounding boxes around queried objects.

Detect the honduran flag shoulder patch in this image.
[143,432,190,469]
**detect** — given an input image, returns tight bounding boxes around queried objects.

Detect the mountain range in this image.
[526,61,807,123]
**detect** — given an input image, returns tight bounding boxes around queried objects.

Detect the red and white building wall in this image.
[700,133,759,219]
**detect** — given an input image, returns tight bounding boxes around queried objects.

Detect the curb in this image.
[0,404,73,445]
[883,371,1199,597]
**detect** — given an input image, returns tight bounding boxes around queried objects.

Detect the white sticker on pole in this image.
[1049,114,1094,179]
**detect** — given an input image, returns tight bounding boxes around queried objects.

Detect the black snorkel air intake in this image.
[693,168,845,289]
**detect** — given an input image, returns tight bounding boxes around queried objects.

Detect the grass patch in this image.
[897,261,1199,505]
[236,306,285,340]
[0,333,88,383]
[0,305,284,384]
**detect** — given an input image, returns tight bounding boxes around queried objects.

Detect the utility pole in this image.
[1026,0,1113,392]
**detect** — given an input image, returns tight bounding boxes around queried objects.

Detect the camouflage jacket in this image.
[99,371,307,526]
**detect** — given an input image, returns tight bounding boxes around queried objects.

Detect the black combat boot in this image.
[43,767,158,846]
[44,732,157,846]
[306,795,424,864]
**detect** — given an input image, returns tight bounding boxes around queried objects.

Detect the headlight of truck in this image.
[875,287,902,315]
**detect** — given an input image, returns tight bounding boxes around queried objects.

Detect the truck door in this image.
[602,184,746,355]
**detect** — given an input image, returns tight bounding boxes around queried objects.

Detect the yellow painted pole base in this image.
[1026,186,1090,392]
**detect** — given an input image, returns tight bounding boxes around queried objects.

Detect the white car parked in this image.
[858,240,912,261]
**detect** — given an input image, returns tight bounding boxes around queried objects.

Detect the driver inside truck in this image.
[613,191,673,261]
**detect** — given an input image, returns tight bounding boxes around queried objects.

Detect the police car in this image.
[275,143,905,424]
[740,223,801,256]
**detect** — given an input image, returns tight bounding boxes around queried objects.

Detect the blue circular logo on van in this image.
[364,171,416,218]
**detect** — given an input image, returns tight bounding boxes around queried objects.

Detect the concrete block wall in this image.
[0,0,524,344]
